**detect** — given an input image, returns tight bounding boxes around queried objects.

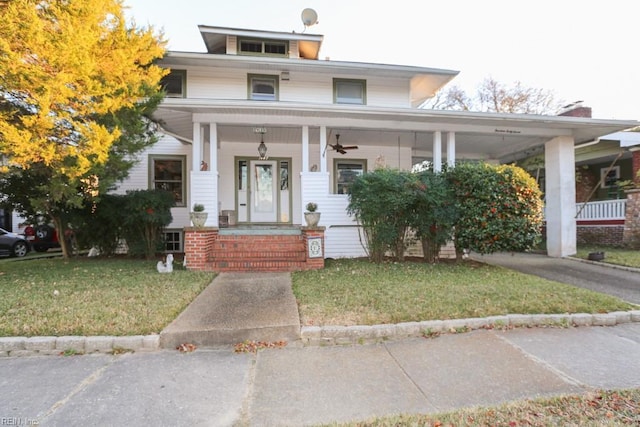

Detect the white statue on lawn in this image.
[157,254,174,273]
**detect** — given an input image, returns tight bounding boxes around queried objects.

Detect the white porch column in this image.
[545,136,576,257]
[302,125,309,173]
[209,123,218,173]
[446,131,456,168]
[320,125,328,173]
[189,121,218,226]
[192,122,202,172]
[433,131,442,172]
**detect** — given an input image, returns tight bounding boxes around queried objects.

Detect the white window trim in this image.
[248,74,279,101]
[333,78,367,105]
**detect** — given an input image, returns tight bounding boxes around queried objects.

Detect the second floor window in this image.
[248,74,278,101]
[160,70,186,98]
[334,79,366,105]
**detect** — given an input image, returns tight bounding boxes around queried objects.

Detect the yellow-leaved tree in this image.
[0,0,167,257]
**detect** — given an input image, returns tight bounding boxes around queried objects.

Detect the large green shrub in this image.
[71,194,126,255]
[70,189,173,258]
[347,168,457,263]
[347,169,414,262]
[121,189,174,259]
[410,170,458,263]
[446,162,543,257]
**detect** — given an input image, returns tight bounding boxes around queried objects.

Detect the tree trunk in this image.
[51,214,69,259]
[421,238,438,263]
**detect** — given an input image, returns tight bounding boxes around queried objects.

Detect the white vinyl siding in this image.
[112,134,191,229]
[172,66,412,107]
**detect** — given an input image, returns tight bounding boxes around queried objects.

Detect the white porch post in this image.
[190,121,218,227]
[209,123,218,173]
[192,122,202,172]
[544,136,576,257]
[433,131,442,172]
[320,125,328,173]
[446,131,456,168]
[302,125,310,173]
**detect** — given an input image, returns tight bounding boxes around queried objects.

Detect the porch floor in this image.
[218,224,301,236]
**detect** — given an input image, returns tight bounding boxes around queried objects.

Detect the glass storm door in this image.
[250,160,278,222]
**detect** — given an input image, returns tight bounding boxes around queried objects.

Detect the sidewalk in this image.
[2,323,639,426]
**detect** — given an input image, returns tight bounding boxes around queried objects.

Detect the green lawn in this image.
[292,258,634,326]
[576,245,640,268]
[0,258,214,336]
[323,388,640,426]
[1,254,635,337]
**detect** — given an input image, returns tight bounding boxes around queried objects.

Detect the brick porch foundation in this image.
[184,226,325,272]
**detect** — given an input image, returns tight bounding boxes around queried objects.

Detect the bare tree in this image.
[424,77,562,115]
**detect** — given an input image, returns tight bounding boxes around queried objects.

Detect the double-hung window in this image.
[160,70,186,98]
[248,74,278,101]
[150,156,186,206]
[333,78,366,105]
[334,159,366,194]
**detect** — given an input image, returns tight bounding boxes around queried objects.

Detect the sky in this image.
[123,0,639,120]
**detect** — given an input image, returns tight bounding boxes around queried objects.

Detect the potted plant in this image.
[190,203,208,228]
[304,202,321,227]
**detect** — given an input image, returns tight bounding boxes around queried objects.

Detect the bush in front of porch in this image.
[346,162,543,263]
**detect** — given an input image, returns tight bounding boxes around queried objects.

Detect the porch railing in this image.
[575,199,627,221]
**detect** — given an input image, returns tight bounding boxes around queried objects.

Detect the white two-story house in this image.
[115,24,637,271]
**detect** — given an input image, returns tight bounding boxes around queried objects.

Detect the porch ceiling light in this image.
[258,132,268,160]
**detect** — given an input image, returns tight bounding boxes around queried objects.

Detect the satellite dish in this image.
[301,8,318,27]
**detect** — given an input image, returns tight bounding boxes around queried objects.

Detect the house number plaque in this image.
[307,237,323,258]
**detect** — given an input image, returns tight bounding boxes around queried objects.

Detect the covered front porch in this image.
[154,102,637,270]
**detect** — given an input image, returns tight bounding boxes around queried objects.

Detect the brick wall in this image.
[184,227,325,272]
[184,227,218,270]
[577,225,624,246]
[623,189,640,248]
[632,151,640,185]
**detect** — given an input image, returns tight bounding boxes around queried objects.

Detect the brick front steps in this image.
[184,226,325,272]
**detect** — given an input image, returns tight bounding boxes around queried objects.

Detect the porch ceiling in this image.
[153,100,639,162]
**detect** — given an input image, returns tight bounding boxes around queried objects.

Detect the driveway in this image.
[473,252,640,305]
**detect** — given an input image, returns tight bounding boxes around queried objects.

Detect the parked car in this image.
[0,227,30,257]
[23,224,60,252]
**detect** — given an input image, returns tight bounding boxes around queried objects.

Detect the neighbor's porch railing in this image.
[575,199,627,221]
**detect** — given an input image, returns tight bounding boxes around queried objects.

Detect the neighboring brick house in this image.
[109,25,638,270]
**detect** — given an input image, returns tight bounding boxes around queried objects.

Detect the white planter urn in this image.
[304,212,321,227]
[190,212,208,228]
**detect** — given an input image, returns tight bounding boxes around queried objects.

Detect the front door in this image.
[250,160,278,222]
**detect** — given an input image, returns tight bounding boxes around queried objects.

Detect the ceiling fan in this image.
[328,134,358,155]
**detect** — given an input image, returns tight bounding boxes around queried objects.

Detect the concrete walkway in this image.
[160,272,300,348]
[2,324,639,426]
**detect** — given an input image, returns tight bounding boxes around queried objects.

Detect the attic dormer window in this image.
[239,38,287,57]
